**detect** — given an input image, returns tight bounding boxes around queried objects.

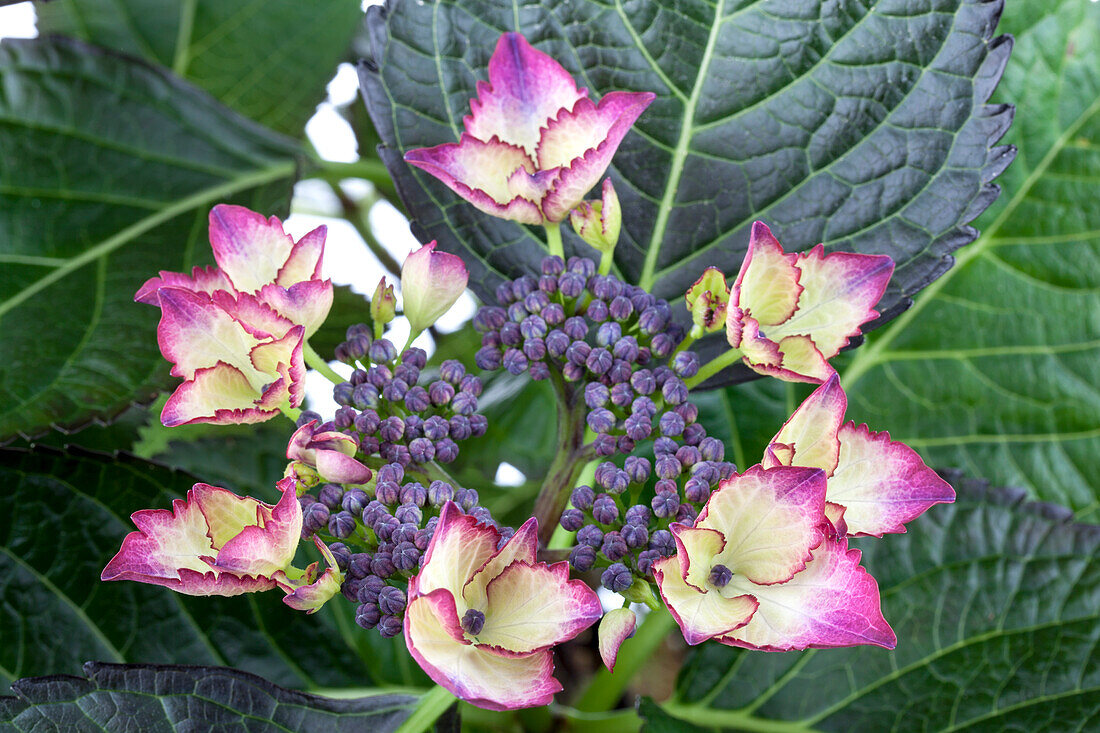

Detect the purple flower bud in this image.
[524,291,550,314]
[318,483,343,509]
[636,549,661,577]
[671,351,700,378]
[298,494,317,510]
[545,330,570,358]
[662,377,689,405]
[353,383,381,410]
[649,529,675,556]
[617,435,636,454]
[428,480,455,506]
[369,338,397,364]
[624,456,651,483]
[655,454,682,480]
[297,410,323,428]
[677,445,703,470]
[521,337,546,364]
[334,406,356,431]
[698,437,725,462]
[591,276,614,301]
[692,462,722,486]
[601,531,628,561]
[566,340,591,366]
[610,382,634,408]
[541,255,565,276]
[474,306,507,332]
[303,502,330,535]
[538,275,559,295]
[398,482,427,507]
[651,491,679,519]
[342,489,369,516]
[378,614,403,638]
[601,562,633,593]
[596,322,622,347]
[461,608,486,635]
[571,485,595,511]
[496,281,516,305]
[451,391,478,416]
[433,360,463,386]
[595,462,618,490]
[400,384,428,412]
[374,513,400,540]
[654,437,678,456]
[568,256,596,278]
[638,307,667,335]
[659,411,685,437]
[585,382,610,409]
[353,410,379,436]
[379,416,405,443]
[469,506,494,524]
[333,382,355,406]
[474,347,502,375]
[586,299,609,322]
[586,408,615,434]
[569,545,596,572]
[609,295,634,322]
[414,527,433,551]
[448,415,471,441]
[560,509,584,531]
[650,333,676,358]
[609,471,630,495]
[621,522,649,549]
[563,316,588,341]
[625,504,651,526]
[512,275,538,301]
[454,488,479,511]
[377,463,404,484]
[708,564,733,588]
[562,362,585,382]
[542,302,565,325]
[394,364,420,386]
[576,524,604,549]
[558,271,585,298]
[675,404,700,428]
[612,337,639,364]
[416,416,444,442]
[593,433,618,456]
[676,504,699,524]
[349,554,373,582]
[382,378,409,402]
[501,348,527,375]
[375,481,400,506]
[392,541,421,572]
[396,504,423,526]
[520,315,548,340]
[429,380,456,405]
[361,500,386,528]
[655,478,678,495]
[684,476,711,503]
[355,602,381,629]
[608,359,633,385]
[586,347,613,375]
[435,438,459,463]
[358,574,386,602]
[592,494,619,525]
[500,322,522,346]
[469,414,488,437]
[371,552,396,578]
[327,542,351,571]
[630,369,656,395]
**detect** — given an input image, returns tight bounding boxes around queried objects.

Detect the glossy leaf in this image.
[0,662,417,732]
[0,37,300,440]
[662,479,1100,731]
[836,0,1100,521]
[361,0,1012,334]
[0,446,372,690]
[36,0,364,137]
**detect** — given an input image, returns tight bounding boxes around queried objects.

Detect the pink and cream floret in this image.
[287,419,373,486]
[404,503,602,710]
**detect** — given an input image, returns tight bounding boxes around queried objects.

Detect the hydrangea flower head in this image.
[654,465,895,651]
[404,33,655,224]
[725,222,894,383]
[404,502,602,710]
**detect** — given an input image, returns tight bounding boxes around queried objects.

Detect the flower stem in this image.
[278,403,301,423]
[545,221,564,259]
[684,347,743,389]
[393,685,456,733]
[533,372,590,545]
[575,606,677,712]
[598,249,614,276]
[303,341,344,385]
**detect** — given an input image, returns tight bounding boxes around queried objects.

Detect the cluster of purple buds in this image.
[298,461,511,638]
[563,451,735,591]
[316,324,487,468]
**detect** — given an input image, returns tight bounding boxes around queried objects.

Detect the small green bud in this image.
[370,277,397,328]
[619,576,661,611]
[685,267,730,336]
[570,178,622,255]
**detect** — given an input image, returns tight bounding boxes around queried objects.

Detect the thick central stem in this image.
[532,376,590,545]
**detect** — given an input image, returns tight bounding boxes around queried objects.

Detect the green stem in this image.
[576,607,678,712]
[303,341,344,385]
[598,249,614,276]
[684,347,742,389]
[548,460,597,549]
[278,403,302,423]
[393,685,456,733]
[545,222,564,259]
[670,332,697,358]
[532,373,590,545]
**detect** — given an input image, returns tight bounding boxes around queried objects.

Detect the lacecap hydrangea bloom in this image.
[135,205,333,425]
[404,502,602,710]
[404,33,654,224]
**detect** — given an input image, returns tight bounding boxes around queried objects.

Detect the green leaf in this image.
[360,0,1012,326]
[0,662,417,732]
[837,0,1100,521]
[0,37,300,440]
[36,0,364,137]
[661,480,1100,732]
[0,446,373,690]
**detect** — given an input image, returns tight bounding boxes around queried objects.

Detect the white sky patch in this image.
[493,462,526,487]
[0,2,36,39]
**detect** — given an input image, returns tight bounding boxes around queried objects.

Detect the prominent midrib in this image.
[0,161,297,320]
[841,93,1100,389]
[637,0,726,291]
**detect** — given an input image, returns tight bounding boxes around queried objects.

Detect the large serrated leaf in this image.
[0,446,372,690]
[660,479,1100,731]
[834,0,1100,521]
[36,0,364,137]
[360,0,1012,331]
[0,663,417,732]
[0,37,300,440]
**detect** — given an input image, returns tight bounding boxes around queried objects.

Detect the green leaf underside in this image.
[0,446,372,690]
[0,37,300,441]
[36,0,364,138]
[0,663,417,732]
[361,0,1011,324]
[837,0,1100,522]
[663,480,1100,732]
